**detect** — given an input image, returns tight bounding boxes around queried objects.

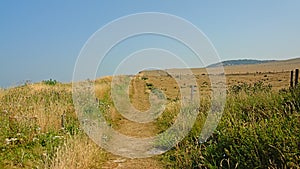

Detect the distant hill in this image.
[207,59,276,68]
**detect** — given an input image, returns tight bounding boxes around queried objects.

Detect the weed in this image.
[146,82,154,90]
[141,76,148,80]
[43,79,58,86]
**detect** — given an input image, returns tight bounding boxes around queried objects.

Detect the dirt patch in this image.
[102,155,163,169]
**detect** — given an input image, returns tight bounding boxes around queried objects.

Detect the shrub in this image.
[146,82,154,90]
[43,79,58,86]
[229,81,272,95]
[141,76,148,80]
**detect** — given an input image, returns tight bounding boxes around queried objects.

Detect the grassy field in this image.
[0,82,107,169]
[0,59,300,168]
[157,82,300,168]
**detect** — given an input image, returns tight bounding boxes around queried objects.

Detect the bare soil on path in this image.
[99,77,164,169]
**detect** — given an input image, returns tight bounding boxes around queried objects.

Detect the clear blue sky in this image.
[1,1,300,88]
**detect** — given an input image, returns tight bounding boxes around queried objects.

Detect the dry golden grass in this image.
[0,87,4,95]
[136,58,300,101]
[95,76,112,99]
[0,85,74,132]
[193,58,300,90]
[48,135,107,169]
[28,83,72,93]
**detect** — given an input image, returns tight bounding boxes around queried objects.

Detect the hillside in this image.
[207,59,275,68]
[142,57,300,91]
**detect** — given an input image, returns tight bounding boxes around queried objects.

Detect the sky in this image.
[1,1,300,88]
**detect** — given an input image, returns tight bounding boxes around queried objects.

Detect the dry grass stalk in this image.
[48,135,107,169]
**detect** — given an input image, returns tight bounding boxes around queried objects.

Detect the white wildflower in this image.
[5,138,10,145]
[5,138,18,145]
[10,138,18,142]
[53,136,63,140]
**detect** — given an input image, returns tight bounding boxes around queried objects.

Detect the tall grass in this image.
[159,82,300,168]
[0,83,107,168]
[49,134,107,169]
[0,84,73,131]
[1,79,299,168]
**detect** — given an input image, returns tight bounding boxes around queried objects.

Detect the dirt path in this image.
[102,156,162,169]
[100,77,164,169]
[100,112,164,169]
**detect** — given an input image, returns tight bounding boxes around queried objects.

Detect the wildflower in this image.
[5,138,10,145]
[36,127,41,132]
[10,138,18,142]
[32,137,39,142]
[42,152,47,158]
[5,138,18,145]
[53,136,63,140]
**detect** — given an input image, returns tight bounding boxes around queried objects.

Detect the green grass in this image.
[0,84,106,168]
[158,82,300,168]
[1,80,299,168]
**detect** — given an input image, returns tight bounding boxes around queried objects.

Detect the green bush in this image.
[146,82,154,90]
[43,79,58,86]
[229,81,272,95]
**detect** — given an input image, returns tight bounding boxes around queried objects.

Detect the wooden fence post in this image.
[295,69,299,87]
[290,70,294,88]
